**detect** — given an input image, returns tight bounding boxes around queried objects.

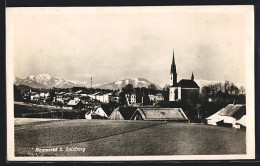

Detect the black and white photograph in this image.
[6,6,255,161]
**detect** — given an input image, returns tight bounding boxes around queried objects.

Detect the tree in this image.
[119,91,127,106]
[163,84,170,91]
[148,84,157,95]
[198,81,246,121]
[140,87,151,105]
[49,88,56,102]
[148,84,157,90]
[123,84,134,93]
[239,86,246,94]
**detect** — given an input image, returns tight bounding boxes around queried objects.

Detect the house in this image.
[206,104,246,128]
[85,106,108,119]
[148,93,164,103]
[130,108,189,122]
[109,106,137,120]
[235,115,246,129]
[40,92,47,98]
[85,104,114,119]
[67,98,83,109]
[30,93,40,101]
[125,92,136,105]
[88,92,112,103]
[56,95,64,103]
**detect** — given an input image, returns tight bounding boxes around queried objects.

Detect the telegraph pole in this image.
[90,77,92,94]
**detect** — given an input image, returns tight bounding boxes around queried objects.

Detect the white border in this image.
[6,6,255,161]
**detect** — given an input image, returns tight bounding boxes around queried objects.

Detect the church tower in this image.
[169,50,181,102]
[170,50,177,86]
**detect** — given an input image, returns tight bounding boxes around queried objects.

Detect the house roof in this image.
[178,79,199,88]
[119,107,137,119]
[218,104,235,116]
[110,106,137,120]
[100,104,114,117]
[67,99,81,106]
[92,92,101,95]
[131,108,188,120]
[218,104,246,119]
[207,104,246,120]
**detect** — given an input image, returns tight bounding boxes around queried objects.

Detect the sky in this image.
[7,6,252,87]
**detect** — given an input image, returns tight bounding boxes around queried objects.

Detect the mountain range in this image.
[14,74,231,90]
[14,74,89,89]
[14,74,162,90]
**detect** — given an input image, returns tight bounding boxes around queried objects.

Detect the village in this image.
[14,51,246,129]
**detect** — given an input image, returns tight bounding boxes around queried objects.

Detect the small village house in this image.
[85,104,114,119]
[125,92,136,105]
[148,93,164,103]
[67,98,83,110]
[235,115,246,129]
[206,104,246,128]
[30,93,40,101]
[88,92,112,103]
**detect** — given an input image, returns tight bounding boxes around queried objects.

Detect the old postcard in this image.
[6,6,255,161]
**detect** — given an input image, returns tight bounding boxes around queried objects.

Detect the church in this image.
[169,50,200,103]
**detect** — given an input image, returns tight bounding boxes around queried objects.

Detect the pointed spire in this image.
[170,49,178,86]
[172,49,175,65]
[191,72,194,81]
[171,50,176,74]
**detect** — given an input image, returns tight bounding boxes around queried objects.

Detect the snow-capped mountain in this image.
[93,78,162,90]
[14,74,89,89]
[14,74,162,90]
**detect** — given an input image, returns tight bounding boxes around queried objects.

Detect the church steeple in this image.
[170,50,177,86]
[191,72,194,81]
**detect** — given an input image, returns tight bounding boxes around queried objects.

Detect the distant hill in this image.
[93,78,162,90]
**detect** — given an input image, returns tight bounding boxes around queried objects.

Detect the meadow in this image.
[14,119,246,156]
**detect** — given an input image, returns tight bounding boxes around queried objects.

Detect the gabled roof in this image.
[207,104,246,120]
[131,108,188,120]
[218,104,235,116]
[75,90,83,94]
[178,79,199,88]
[218,104,246,119]
[67,99,81,106]
[92,92,101,95]
[109,106,137,120]
[118,107,137,120]
[100,104,114,117]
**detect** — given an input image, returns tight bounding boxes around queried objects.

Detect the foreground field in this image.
[14,118,246,156]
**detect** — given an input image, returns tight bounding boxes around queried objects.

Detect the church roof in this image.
[178,79,199,88]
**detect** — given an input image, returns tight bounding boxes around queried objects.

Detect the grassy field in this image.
[14,119,246,156]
